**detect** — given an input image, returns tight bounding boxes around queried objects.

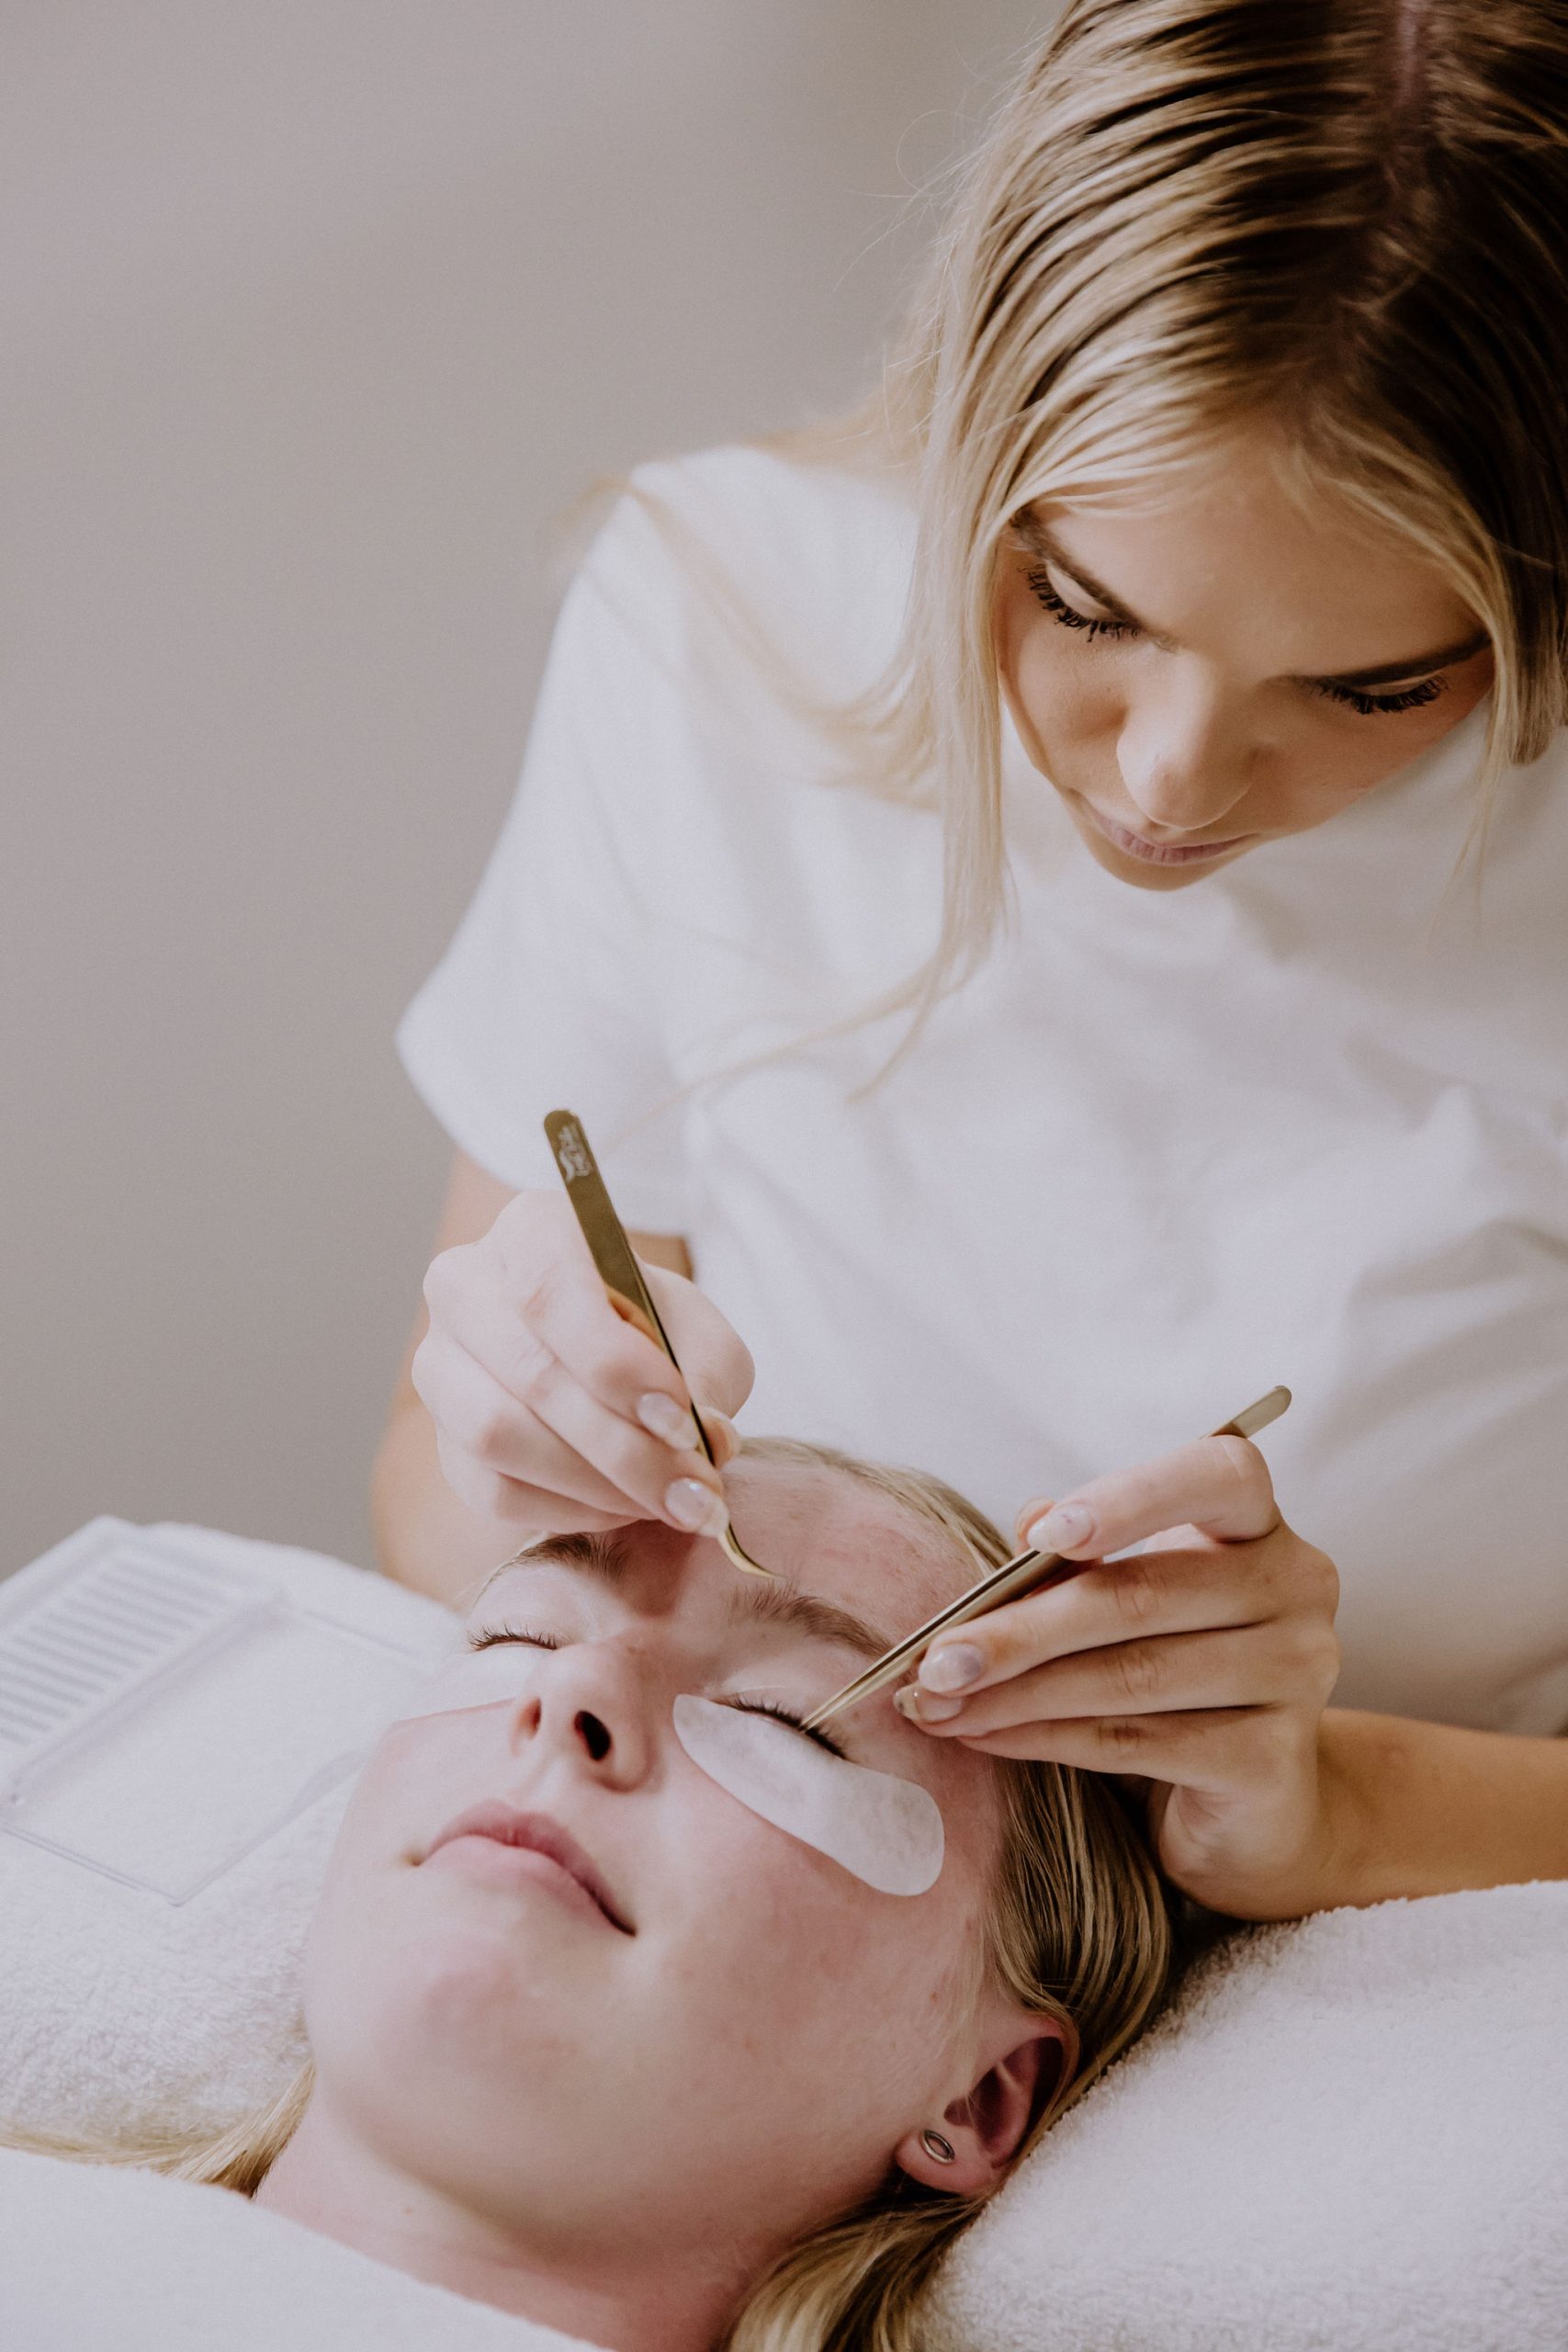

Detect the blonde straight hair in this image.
[864,0,1568,1015]
[625,0,1556,1059]
[6,1439,1174,2351]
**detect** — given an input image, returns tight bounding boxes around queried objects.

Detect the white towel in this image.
[0,2149,603,2351]
[926,1879,1568,2352]
[0,1520,457,2143]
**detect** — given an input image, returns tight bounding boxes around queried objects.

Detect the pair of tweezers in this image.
[801,1386,1292,1730]
[545,1109,776,1578]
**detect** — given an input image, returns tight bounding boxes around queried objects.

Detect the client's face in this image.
[304,1458,1040,2281]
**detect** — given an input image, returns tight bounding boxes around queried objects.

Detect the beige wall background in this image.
[3,1,1047,1575]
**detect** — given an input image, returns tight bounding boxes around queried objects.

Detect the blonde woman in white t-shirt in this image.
[376,0,1568,1928]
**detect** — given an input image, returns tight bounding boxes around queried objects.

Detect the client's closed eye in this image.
[724,1695,847,1759]
[469,1625,562,1653]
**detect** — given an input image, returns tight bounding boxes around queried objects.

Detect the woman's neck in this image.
[254,2091,753,2352]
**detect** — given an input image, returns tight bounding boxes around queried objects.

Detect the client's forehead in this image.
[475,1459,969,1647]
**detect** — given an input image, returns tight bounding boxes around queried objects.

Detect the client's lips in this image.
[424,1804,633,1934]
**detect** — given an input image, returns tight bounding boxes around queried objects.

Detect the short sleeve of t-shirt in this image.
[395,482,702,1231]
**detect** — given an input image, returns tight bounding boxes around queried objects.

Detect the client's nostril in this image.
[575,1709,612,1762]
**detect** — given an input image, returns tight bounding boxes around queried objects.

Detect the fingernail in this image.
[1025,1501,1095,1555]
[665,1476,727,1535]
[637,1391,698,1447]
[895,1685,964,1724]
[920,1642,985,1694]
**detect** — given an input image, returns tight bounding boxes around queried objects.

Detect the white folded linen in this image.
[927,1879,1568,2352]
[0,1520,457,2143]
[0,2149,602,2351]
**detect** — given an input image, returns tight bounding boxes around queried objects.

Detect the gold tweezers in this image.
[545,1110,776,1579]
[802,1385,1292,1730]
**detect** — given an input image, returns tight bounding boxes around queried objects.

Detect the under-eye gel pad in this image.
[397,1642,541,1720]
[672,1694,943,1896]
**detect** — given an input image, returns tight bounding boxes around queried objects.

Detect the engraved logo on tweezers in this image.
[554,1121,592,1182]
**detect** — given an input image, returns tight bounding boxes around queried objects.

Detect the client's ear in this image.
[895,2010,1077,2199]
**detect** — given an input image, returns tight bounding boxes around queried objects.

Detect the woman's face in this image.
[994,427,1495,889]
[303,1460,1048,2283]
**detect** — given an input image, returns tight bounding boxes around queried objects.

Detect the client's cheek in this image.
[672,1698,944,1897]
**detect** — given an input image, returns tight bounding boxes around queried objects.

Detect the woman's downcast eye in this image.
[1026,561,1450,718]
[1310,674,1446,718]
[1026,565,1134,643]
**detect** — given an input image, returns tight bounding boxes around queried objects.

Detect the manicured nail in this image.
[665,1476,728,1535]
[920,1642,985,1694]
[895,1685,964,1724]
[1025,1500,1096,1554]
[637,1391,698,1447]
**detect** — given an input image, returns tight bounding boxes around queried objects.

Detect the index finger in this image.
[491,1201,694,1419]
[1019,1434,1280,1561]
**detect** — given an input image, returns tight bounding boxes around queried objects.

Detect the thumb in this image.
[695,1405,740,1468]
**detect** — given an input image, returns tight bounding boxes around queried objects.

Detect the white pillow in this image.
[928,1878,1568,2352]
[0,1519,457,2143]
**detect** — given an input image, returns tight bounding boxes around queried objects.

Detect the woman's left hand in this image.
[896,1434,1344,1919]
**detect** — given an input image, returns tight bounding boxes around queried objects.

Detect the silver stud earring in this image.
[919,2129,955,2165]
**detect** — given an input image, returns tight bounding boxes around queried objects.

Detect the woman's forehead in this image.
[471,1464,971,1645]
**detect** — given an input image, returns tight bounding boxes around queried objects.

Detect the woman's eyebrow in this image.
[731,1579,892,1659]
[468,1537,892,1660]
[467,1531,632,1611]
[1011,510,1492,685]
[1303,631,1492,689]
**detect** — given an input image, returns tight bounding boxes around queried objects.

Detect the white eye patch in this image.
[672,1694,944,1897]
[397,1641,543,1720]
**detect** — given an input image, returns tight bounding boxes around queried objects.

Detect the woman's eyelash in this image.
[726,1695,847,1760]
[1313,675,1445,718]
[1027,560,1449,719]
[457,1643,849,1765]
[1025,565,1134,642]
[468,1624,561,1653]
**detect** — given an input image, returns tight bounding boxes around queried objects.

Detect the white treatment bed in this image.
[2,1519,1564,2350]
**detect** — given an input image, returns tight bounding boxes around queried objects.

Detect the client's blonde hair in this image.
[6,1438,1173,2351]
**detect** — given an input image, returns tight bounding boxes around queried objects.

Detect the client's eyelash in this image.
[1312,674,1446,718]
[469,1624,561,1653]
[1026,565,1134,643]
[726,1695,847,1760]
[463,1635,850,1761]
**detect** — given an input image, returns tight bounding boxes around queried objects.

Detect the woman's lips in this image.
[1072,796,1252,865]
[423,1804,633,1934]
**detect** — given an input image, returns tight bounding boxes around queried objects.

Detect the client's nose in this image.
[574,1709,612,1763]
[515,1638,654,1790]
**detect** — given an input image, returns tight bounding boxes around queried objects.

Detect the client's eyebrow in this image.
[473,1532,891,1659]
[470,1531,634,1611]
[727,1578,891,1661]
[1009,509,1492,686]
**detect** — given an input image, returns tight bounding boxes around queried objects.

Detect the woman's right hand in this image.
[411,1189,754,1539]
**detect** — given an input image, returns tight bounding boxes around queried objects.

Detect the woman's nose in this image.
[1116,672,1252,832]
[508,1639,656,1790]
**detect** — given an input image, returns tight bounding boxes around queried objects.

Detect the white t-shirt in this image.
[399,447,1568,1736]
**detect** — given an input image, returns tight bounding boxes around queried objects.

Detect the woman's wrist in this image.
[1293,1707,1568,1914]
